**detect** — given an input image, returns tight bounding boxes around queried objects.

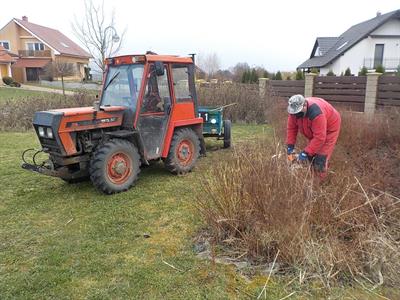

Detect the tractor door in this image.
[137,63,171,160]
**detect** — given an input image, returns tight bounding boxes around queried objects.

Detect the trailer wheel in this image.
[89,139,141,194]
[223,120,232,148]
[165,128,200,174]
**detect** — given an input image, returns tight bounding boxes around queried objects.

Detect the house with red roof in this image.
[0,16,91,83]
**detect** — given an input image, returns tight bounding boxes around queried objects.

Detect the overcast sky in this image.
[1,0,399,71]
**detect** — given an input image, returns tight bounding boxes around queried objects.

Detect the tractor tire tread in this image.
[165,128,200,175]
[89,139,141,194]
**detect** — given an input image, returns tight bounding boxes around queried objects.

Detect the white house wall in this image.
[320,18,400,75]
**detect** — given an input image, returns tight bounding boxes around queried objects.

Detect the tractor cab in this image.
[22,54,205,194]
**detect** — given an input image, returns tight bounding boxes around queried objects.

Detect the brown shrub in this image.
[0,92,94,131]
[197,106,400,287]
[197,83,270,123]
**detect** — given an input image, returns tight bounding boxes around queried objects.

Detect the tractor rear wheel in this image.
[165,128,200,174]
[223,119,231,148]
[89,139,141,194]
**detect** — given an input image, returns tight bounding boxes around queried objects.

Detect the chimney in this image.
[22,16,28,21]
[376,11,382,17]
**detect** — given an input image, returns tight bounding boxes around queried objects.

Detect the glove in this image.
[297,151,308,162]
[287,145,295,155]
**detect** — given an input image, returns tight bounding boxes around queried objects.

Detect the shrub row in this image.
[0,92,93,130]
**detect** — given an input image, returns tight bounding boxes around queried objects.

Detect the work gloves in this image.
[287,145,295,155]
[298,151,308,162]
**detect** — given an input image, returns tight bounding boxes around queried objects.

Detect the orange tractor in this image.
[22,54,206,194]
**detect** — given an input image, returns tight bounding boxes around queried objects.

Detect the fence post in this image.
[364,72,382,115]
[259,78,269,98]
[304,73,317,97]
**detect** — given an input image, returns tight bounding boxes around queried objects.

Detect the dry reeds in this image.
[197,106,400,287]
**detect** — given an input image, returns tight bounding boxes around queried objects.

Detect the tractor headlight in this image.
[38,126,45,137]
[46,128,54,139]
[210,118,217,124]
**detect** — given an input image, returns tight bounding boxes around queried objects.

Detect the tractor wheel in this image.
[223,120,232,148]
[89,139,141,194]
[165,128,200,175]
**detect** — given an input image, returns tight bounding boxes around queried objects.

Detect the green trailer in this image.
[198,105,232,148]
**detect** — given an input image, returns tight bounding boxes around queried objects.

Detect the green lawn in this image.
[0,87,51,102]
[0,126,397,299]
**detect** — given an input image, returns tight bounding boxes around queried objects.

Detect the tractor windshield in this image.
[101,64,144,110]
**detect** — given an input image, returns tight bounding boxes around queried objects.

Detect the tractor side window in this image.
[141,64,169,113]
[172,65,191,102]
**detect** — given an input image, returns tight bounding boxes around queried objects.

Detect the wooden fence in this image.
[313,76,366,111]
[264,74,400,113]
[377,76,400,108]
[269,80,304,98]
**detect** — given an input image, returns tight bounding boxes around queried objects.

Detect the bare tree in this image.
[72,0,126,73]
[44,61,75,96]
[197,52,221,79]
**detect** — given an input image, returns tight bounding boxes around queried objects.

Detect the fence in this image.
[313,76,366,111]
[260,73,400,114]
[269,80,304,98]
[377,76,400,107]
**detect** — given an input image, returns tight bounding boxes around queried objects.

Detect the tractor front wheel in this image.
[165,128,200,174]
[89,139,141,194]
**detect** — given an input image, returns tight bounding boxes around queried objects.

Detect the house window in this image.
[374,44,384,68]
[26,42,45,51]
[0,41,10,50]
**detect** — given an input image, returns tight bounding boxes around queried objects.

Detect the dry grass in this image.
[197,83,268,123]
[0,92,93,130]
[197,102,400,287]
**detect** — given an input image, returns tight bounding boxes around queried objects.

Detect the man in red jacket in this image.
[286,94,341,178]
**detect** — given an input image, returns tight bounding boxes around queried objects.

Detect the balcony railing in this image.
[363,57,400,70]
[18,50,52,57]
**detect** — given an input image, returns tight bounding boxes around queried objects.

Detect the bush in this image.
[375,64,385,74]
[2,76,14,85]
[197,83,271,123]
[9,81,21,87]
[197,104,400,287]
[310,68,319,74]
[0,91,94,130]
[326,70,335,76]
[358,66,368,76]
[274,71,282,80]
[295,70,304,80]
[344,67,352,76]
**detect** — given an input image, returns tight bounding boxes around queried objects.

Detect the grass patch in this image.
[0,125,273,299]
[0,87,51,102]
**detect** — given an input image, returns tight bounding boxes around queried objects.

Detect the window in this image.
[0,41,10,50]
[172,65,191,102]
[374,44,384,68]
[27,42,45,51]
[101,64,145,110]
[141,64,170,113]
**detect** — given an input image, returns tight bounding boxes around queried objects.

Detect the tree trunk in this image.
[61,75,65,97]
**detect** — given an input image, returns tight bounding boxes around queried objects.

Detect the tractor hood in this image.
[49,106,126,116]
[33,106,126,156]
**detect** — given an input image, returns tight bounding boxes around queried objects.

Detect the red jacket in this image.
[286,97,341,156]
